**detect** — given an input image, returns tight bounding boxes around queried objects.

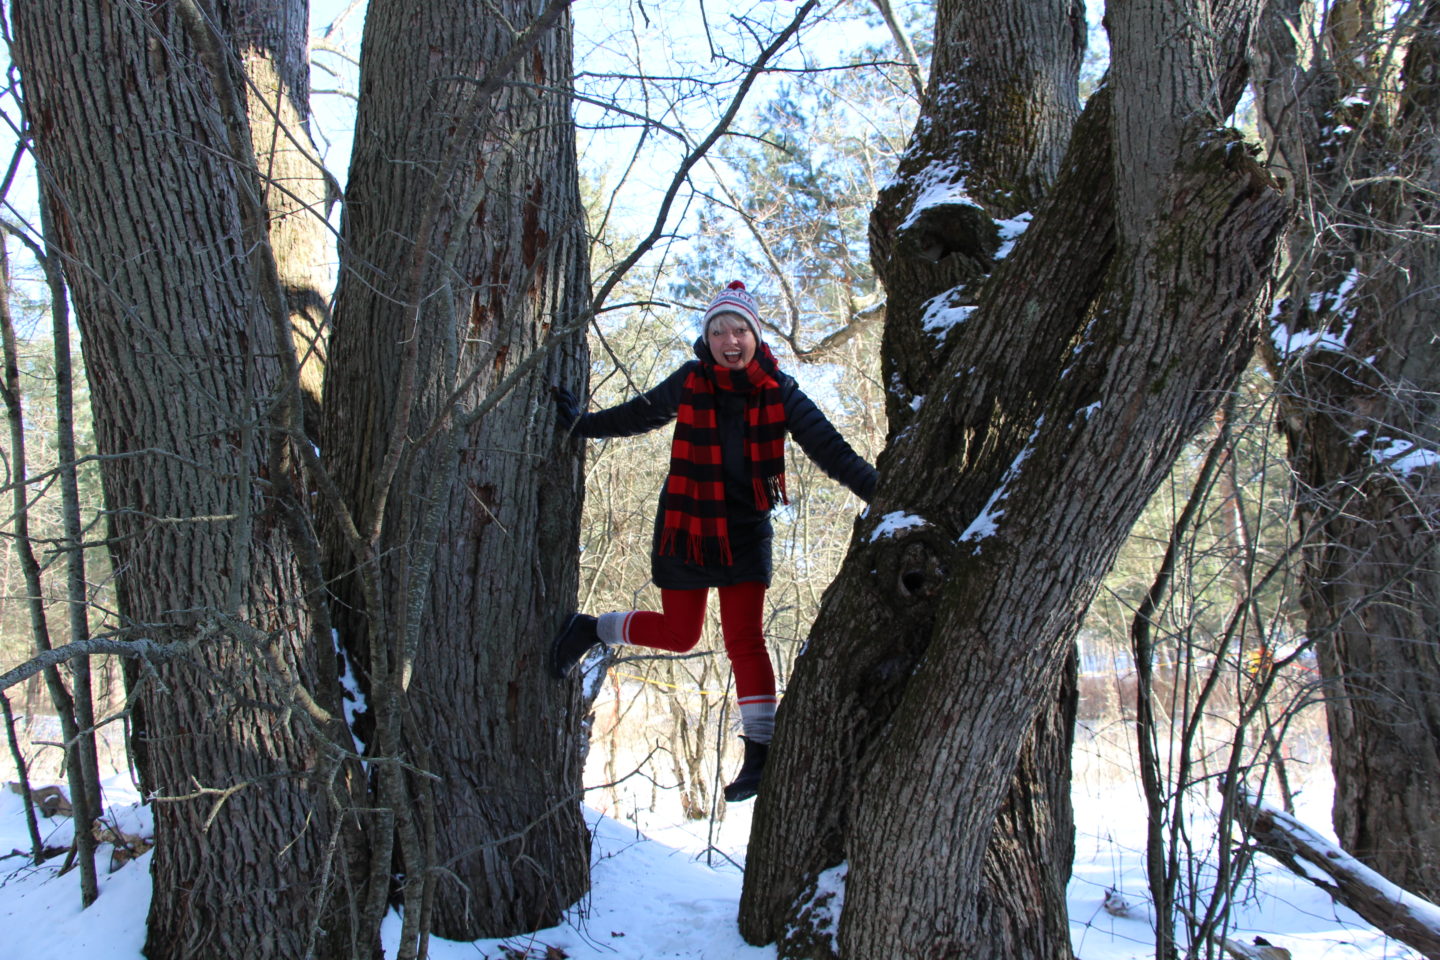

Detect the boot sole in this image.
[550,614,595,679]
[724,781,760,803]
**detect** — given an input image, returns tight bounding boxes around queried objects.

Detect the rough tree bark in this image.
[11,2,351,958]
[322,0,592,940]
[1253,0,1440,903]
[739,0,1288,955]
[868,1,1084,955]
[227,0,335,423]
[877,0,1085,431]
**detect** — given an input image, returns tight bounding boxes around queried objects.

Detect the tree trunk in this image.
[874,0,1085,432]
[740,0,1286,954]
[974,651,1079,957]
[865,2,1085,955]
[11,3,352,958]
[322,0,591,940]
[226,0,335,425]
[1253,0,1440,903]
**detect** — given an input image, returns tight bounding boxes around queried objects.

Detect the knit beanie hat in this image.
[702,280,763,342]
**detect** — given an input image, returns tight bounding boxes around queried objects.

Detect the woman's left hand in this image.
[551,385,580,431]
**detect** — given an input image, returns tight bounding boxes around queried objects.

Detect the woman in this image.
[550,281,876,802]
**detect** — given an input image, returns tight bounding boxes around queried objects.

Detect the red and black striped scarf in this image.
[660,342,788,565]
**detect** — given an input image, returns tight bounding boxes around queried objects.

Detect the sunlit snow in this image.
[958,419,1044,550]
[869,510,927,541]
[1372,436,1440,478]
[898,162,979,233]
[920,290,976,336]
[994,211,1033,259]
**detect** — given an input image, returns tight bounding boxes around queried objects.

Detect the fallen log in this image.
[1177,906,1293,960]
[1237,791,1440,960]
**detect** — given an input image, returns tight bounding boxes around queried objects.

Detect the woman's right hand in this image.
[551,386,580,432]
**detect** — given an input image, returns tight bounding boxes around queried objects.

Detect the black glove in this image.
[551,385,581,432]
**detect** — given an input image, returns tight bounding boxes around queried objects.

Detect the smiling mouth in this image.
[723,351,742,363]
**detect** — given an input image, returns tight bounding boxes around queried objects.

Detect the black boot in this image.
[550,613,600,679]
[723,737,769,802]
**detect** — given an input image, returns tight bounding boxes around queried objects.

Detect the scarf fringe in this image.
[660,528,734,567]
[753,475,789,513]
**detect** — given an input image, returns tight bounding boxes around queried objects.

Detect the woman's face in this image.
[707,314,757,370]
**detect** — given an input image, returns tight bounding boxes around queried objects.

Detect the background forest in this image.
[0,1,1436,959]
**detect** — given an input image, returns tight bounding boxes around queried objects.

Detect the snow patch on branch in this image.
[920,287,976,337]
[993,212,1032,259]
[898,162,979,232]
[1249,791,1440,933]
[1372,437,1440,478]
[959,419,1044,551]
[870,511,927,542]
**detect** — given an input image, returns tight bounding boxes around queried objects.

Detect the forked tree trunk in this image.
[11,3,352,958]
[740,0,1287,954]
[867,1,1084,955]
[322,0,591,939]
[1253,0,1440,904]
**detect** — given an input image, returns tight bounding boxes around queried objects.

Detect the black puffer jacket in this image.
[574,355,877,590]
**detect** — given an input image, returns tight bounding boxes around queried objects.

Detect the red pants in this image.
[621,582,776,711]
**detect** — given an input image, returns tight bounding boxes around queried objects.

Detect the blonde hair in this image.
[706,311,754,337]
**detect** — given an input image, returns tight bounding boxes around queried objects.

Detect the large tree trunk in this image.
[975,652,1078,956]
[740,0,1287,955]
[322,0,591,940]
[867,2,1084,955]
[11,3,352,958]
[876,0,1085,431]
[227,0,335,423]
[1253,0,1440,903]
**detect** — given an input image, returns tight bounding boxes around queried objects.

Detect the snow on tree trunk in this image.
[739,0,1286,954]
[1253,0,1440,903]
[321,0,592,939]
[11,3,352,957]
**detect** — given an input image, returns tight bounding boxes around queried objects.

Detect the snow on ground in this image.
[0,775,150,960]
[0,755,1428,959]
[1065,777,1423,960]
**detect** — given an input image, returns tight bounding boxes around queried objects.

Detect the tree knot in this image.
[865,511,955,614]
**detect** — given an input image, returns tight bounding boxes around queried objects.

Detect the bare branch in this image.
[589,0,822,315]
[0,636,189,695]
[868,0,925,100]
